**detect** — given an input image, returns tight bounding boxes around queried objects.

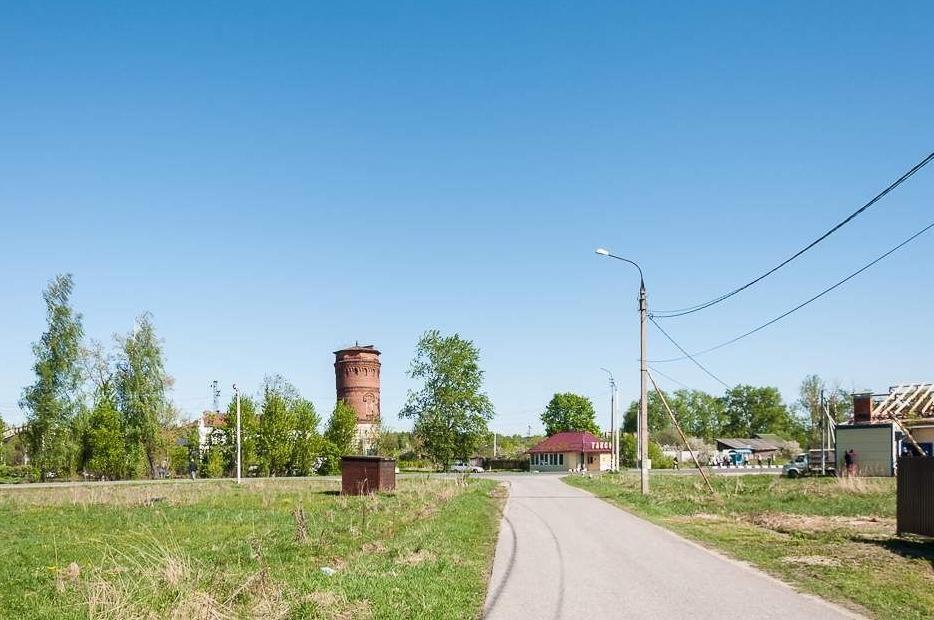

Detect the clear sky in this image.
[1,2,932,434]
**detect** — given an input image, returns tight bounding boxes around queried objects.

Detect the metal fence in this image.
[897,456,934,537]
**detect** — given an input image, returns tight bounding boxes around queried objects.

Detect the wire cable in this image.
[647,366,693,390]
[649,317,731,389]
[653,151,934,318]
[650,218,934,362]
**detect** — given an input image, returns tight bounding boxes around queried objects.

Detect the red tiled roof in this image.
[528,431,611,454]
[202,411,227,428]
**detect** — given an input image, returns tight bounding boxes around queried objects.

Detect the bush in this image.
[0,464,37,483]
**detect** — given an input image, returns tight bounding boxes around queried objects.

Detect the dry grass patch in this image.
[749,512,895,536]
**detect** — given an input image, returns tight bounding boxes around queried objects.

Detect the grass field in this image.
[565,472,934,619]
[0,477,503,619]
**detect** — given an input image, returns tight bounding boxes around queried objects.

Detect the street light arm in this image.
[595,249,644,285]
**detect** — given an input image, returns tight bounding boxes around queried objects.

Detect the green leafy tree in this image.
[320,401,359,474]
[618,432,672,468]
[668,389,726,442]
[623,390,672,435]
[325,401,358,455]
[20,274,85,479]
[85,395,127,479]
[723,385,802,440]
[256,377,297,476]
[541,393,600,436]
[290,397,322,476]
[797,374,851,446]
[115,313,169,478]
[223,394,259,476]
[400,330,495,469]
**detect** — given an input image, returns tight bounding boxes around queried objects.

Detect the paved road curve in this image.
[484,474,859,620]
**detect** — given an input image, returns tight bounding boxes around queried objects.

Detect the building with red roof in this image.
[527,431,611,472]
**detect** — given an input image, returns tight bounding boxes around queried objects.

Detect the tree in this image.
[290,397,322,476]
[320,401,358,474]
[222,394,259,475]
[623,390,671,435]
[256,376,299,476]
[541,393,600,436]
[20,274,85,479]
[115,313,169,478]
[797,374,852,446]
[85,395,127,479]
[400,330,494,468]
[669,389,726,442]
[722,385,802,440]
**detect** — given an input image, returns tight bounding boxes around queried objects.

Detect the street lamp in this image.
[600,368,619,472]
[232,384,241,484]
[595,247,650,494]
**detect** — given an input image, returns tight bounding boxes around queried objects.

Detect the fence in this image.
[896,456,934,537]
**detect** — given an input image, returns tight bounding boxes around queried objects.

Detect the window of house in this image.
[559,454,564,466]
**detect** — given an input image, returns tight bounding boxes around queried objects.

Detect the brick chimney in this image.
[852,393,873,424]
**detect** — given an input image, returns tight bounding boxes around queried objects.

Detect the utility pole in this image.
[233,384,241,484]
[820,389,826,476]
[601,368,618,471]
[493,432,497,459]
[639,280,649,494]
[595,248,648,494]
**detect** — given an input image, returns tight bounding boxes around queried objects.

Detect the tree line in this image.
[8,275,374,481]
[8,276,499,480]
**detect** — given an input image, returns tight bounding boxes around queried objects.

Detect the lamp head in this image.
[595,248,610,256]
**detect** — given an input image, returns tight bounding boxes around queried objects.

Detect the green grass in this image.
[0,477,503,619]
[565,473,933,619]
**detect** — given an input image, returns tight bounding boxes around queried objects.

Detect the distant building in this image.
[715,437,779,457]
[334,344,381,453]
[527,431,611,472]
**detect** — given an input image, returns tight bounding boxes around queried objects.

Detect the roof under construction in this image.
[866,383,934,421]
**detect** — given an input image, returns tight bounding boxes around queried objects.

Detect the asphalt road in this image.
[483,474,859,620]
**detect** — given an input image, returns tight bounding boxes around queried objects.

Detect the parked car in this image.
[450,462,484,473]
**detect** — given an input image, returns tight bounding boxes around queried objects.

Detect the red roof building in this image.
[528,431,611,472]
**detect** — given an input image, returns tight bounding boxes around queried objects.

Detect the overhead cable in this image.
[650,219,934,362]
[649,317,731,389]
[654,151,934,318]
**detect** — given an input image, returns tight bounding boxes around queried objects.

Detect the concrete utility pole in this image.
[601,368,618,471]
[596,248,649,494]
[233,384,242,484]
[639,280,649,494]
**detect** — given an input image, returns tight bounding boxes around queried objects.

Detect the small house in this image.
[527,431,611,472]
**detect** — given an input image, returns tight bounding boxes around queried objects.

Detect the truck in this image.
[782,449,835,478]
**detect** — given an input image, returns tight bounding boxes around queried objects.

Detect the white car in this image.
[450,463,484,473]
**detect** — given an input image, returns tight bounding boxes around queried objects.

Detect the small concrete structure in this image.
[341,455,396,495]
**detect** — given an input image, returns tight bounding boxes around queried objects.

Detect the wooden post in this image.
[647,371,717,496]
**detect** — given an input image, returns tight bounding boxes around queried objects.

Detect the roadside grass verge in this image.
[0,477,503,619]
[565,473,933,620]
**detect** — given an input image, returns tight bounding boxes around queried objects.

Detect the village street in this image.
[483,474,860,620]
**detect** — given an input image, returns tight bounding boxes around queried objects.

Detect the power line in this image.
[649,317,731,389]
[647,366,693,390]
[654,151,934,318]
[650,218,934,362]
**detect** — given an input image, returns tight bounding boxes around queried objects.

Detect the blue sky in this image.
[1,2,932,434]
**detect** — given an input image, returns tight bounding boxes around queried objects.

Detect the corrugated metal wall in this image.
[836,424,895,477]
[897,456,934,536]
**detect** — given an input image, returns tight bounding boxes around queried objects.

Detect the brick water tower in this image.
[334,344,381,453]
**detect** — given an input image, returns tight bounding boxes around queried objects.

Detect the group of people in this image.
[709,453,774,468]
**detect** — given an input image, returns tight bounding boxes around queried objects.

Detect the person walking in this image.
[188,456,197,480]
